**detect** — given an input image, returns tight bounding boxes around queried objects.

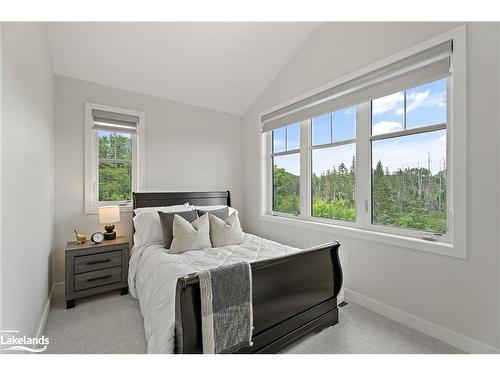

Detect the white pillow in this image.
[208,212,244,247]
[192,205,238,216]
[133,203,192,216]
[168,213,211,254]
[133,204,193,246]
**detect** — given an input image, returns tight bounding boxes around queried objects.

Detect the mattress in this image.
[128,233,302,353]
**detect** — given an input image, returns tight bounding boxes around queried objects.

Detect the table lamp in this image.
[98,205,120,240]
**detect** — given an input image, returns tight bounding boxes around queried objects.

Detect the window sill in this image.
[259,214,465,259]
[85,205,133,215]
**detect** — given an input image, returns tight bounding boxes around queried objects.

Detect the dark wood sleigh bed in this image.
[133,191,343,354]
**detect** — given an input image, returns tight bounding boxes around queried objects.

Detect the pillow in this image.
[208,212,244,247]
[196,207,229,220]
[133,204,194,246]
[169,213,211,254]
[192,205,238,217]
[133,203,192,216]
[158,210,199,249]
[133,212,165,246]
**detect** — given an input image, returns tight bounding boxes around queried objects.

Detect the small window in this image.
[85,103,145,214]
[371,92,404,136]
[311,106,356,222]
[312,113,331,146]
[406,79,447,129]
[272,124,301,215]
[371,78,447,233]
[98,130,133,203]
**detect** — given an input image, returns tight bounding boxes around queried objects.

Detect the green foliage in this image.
[372,164,447,233]
[98,132,132,202]
[312,198,356,221]
[273,155,447,233]
[311,156,356,221]
[273,166,300,215]
[99,132,132,160]
[99,162,132,202]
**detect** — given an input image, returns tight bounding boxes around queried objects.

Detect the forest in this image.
[98,132,133,202]
[273,156,447,233]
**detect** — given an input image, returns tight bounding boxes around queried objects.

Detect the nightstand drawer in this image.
[74,267,122,291]
[74,250,122,274]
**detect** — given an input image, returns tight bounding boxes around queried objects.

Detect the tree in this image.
[98,132,133,202]
[274,156,447,233]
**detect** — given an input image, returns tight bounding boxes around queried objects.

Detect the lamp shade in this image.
[98,205,120,224]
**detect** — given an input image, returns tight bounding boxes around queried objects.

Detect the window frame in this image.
[259,25,467,258]
[84,102,146,214]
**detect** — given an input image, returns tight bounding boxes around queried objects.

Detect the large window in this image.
[85,103,145,213]
[261,27,467,257]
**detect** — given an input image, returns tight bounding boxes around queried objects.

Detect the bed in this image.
[129,191,343,354]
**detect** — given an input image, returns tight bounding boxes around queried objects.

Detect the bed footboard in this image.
[174,241,343,354]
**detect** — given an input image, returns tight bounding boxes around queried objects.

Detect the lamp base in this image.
[103,231,116,240]
[104,224,116,240]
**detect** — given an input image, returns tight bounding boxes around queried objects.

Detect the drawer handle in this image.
[87,275,112,283]
[86,259,111,266]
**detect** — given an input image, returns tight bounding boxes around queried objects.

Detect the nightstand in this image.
[65,236,130,309]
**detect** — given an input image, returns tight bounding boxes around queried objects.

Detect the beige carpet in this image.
[43,290,464,354]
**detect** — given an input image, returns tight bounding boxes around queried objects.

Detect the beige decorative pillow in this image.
[208,212,244,247]
[168,213,211,254]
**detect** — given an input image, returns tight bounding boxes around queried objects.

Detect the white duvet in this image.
[128,233,302,354]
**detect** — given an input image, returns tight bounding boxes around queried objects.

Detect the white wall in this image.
[242,23,500,351]
[1,23,55,337]
[53,75,243,284]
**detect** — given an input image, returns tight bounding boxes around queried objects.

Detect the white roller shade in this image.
[261,40,452,133]
[92,109,139,133]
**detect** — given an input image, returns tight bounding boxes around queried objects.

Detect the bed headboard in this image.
[132,191,231,211]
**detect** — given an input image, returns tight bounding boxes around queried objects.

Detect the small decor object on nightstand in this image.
[91,232,104,244]
[98,205,120,240]
[73,229,87,245]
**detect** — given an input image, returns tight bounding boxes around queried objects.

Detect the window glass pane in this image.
[98,130,132,202]
[99,161,132,202]
[406,78,447,129]
[98,130,132,160]
[333,106,356,142]
[273,153,300,215]
[312,144,356,221]
[272,127,286,153]
[372,130,447,233]
[372,92,404,136]
[312,113,331,146]
[286,123,300,150]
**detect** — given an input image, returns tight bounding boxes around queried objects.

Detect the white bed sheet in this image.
[128,233,302,353]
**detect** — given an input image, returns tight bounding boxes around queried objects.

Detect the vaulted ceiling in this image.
[46,22,320,115]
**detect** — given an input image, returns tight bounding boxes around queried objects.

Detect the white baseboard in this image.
[35,282,64,340]
[344,288,499,354]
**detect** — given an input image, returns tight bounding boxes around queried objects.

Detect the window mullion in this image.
[299,120,310,219]
[266,132,273,215]
[93,130,99,207]
[355,102,371,229]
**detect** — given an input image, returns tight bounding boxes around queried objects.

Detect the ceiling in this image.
[46,22,320,115]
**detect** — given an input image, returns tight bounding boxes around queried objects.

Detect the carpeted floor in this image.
[43,290,464,354]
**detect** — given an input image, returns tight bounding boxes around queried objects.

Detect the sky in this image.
[98,130,132,138]
[273,78,447,176]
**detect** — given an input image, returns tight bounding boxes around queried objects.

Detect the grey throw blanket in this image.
[197,262,253,354]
